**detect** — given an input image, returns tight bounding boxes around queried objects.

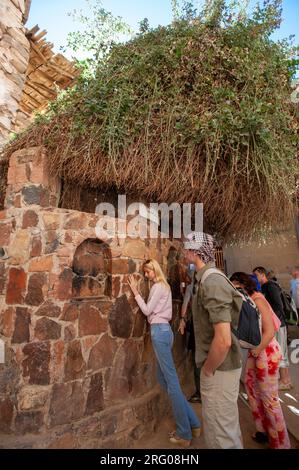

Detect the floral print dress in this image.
[245,292,291,449]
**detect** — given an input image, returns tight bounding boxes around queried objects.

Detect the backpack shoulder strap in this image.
[200,268,244,299]
[201,268,230,286]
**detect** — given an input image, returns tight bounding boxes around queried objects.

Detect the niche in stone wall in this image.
[167,247,182,300]
[72,238,111,299]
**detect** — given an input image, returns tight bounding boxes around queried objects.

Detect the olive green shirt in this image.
[192,262,243,371]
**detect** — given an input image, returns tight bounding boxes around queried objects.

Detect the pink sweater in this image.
[135,282,172,324]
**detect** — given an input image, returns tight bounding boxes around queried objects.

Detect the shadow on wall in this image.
[167,247,182,301]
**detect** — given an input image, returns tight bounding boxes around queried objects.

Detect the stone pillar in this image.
[5,146,61,209]
[0,0,31,150]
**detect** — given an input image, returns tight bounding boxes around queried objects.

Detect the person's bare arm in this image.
[178,284,192,334]
[202,322,231,376]
[251,296,274,356]
[178,304,187,334]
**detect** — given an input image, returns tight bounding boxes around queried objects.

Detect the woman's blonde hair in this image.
[143,259,170,289]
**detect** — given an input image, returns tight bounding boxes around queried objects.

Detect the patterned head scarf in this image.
[183,232,216,264]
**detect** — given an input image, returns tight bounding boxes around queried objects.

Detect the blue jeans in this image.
[150,323,201,440]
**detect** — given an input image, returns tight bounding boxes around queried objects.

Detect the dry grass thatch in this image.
[1,18,298,240]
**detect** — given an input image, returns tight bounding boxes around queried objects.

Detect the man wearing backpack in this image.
[253,267,293,390]
[183,232,243,449]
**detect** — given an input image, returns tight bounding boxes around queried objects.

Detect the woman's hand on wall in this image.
[128,275,139,296]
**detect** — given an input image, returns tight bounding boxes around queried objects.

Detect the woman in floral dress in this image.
[230,272,290,449]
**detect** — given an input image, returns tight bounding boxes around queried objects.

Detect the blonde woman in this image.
[128,259,201,447]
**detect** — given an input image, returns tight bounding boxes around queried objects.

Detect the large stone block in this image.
[10,50,28,74]
[85,373,104,416]
[13,193,22,208]
[111,276,121,297]
[0,398,14,433]
[29,255,53,272]
[42,212,61,230]
[64,324,77,342]
[109,294,133,339]
[133,399,156,426]
[22,209,39,228]
[122,239,146,259]
[28,162,49,186]
[141,332,153,363]
[30,236,42,257]
[87,334,118,371]
[48,433,79,449]
[1,32,28,57]
[0,307,15,336]
[101,414,117,438]
[6,267,26,304]
[72,415,102,440]
[107,340,141,401]
[132,310,146,337]
[111,258,136,274]
[64,340,86,381]
[18,386,49,411]
[0,1,23,26]
[78,304,107,337]
[96,299,113,316]
[10,148,42,166]
[49,381,85,426]
[61,303,79,321]
[63,213,88,230]
[35,300,61,318]
[0,261,6,294]
[7,69,26,90]
[7,162,28,184]
[22,341,51,385]
[50,339,65,383]
[120,274,135,296]
[12,306,30,343]
[0,221,12,246]
[22,185,50,207]
[0,114,12,129]
[81,336,98,355]
[44,237,59,254]
[25,272,47,306]
[44,229,58,244]
[15,410,44,434]
[34,317,61,341]
[56,268,73,301]
[7,229,30,264]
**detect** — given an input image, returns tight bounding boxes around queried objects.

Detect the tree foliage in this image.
[62,0,132,75]
[3,0,298,240]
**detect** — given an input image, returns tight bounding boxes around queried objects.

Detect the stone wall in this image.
[0,0,31,150]
[224,230,299,290]
[0,146,188,448]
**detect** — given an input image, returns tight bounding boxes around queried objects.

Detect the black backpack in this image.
[280,289,298,325]
[271,280,298,326]
[233,288,262,348]
[201,269,262,349]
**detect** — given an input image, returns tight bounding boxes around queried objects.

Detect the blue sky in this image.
[27,0,298,57]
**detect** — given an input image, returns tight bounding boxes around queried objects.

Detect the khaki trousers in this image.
[200,368,243,449]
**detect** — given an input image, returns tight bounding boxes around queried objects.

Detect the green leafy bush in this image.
[2,0,298,239]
